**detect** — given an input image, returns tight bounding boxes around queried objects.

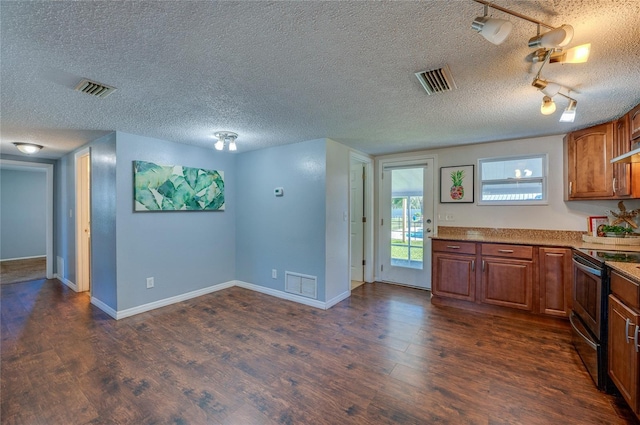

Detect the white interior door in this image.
[379,159,434,289]
[350,162,365,282]
[76,150,91,293]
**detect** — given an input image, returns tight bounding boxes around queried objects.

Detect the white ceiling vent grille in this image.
[415,65,457,95]
[74,79,117,98]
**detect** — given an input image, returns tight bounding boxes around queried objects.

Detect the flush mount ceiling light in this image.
[213,132,238,152]
[13,143,43,154]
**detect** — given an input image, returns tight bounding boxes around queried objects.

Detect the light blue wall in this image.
[55,133,118,308]
[90,134,118,309]
[235,139,327,301]
[0,169,47,260]
[114,132,236,310]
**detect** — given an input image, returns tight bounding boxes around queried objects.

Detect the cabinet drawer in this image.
[432,240,476,255]
[481,243,533,259]
[611,271,640,309]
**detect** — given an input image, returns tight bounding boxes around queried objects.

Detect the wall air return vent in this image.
[74,79,117,98]
[415,65,457,95]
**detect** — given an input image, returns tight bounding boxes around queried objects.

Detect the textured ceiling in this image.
[1,1,639,159]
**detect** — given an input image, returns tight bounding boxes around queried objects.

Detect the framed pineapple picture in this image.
[440,165,474,203]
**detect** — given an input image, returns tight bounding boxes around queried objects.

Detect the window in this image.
[478,154,547,205]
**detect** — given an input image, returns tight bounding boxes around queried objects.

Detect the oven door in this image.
[569,311,602,389]
[572,254,602,340]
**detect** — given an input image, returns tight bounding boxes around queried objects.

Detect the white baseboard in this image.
[234,280,329,309]
[1,255,46,262]
[87,280,351,320]
[91,297,117,319]
[114,281,235,320]
[55,274,78,292]
[325,290,351,309]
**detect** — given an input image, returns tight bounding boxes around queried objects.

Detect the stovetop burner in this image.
[575,248,640,264]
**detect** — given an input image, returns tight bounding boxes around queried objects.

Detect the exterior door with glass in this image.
[379,159,435,289]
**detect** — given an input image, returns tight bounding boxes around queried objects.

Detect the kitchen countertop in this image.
[433,226,640,281]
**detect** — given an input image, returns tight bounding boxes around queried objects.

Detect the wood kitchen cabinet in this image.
[432,241,572,319]
[432,240,476,302]
[480,244,534,311]
[608,271,640,420]
[538,247,572,317]
[630,103,640,142]
[565,122,615,199]
[613,114,632,197]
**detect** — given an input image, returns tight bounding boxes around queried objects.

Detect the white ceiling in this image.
[1,1,639,159]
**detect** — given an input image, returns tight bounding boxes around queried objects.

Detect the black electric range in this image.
[571,246,640,393]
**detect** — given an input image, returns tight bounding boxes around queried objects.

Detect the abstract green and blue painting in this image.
[133,161,225,211]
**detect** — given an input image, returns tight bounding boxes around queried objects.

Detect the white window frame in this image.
[477,153,548,206]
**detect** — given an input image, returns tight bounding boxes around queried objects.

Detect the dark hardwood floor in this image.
[1,279,637,425]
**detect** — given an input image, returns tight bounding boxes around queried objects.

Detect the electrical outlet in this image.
[272,269,277,279]
[146,277,154,288]
[445,214,455,221]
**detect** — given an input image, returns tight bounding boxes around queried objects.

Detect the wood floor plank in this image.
[1,280,637,425]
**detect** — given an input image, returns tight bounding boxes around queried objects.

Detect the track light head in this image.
[540,96,556,115]
[560,99,578,122]
[471,16,513,45]
[528,24,574,48]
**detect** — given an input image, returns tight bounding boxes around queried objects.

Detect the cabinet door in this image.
[565,122,614,199]
[538,248,572,317]
[481,257,533,311]
[608,295,639,413]
[432,252,475,301]
[630,104,640,142]
[613,115,632,197]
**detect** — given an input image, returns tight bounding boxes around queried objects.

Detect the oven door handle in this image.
[570,312,598,350]
[572,258,602,277]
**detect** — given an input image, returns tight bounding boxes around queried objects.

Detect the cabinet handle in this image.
[613,178,617,194]
[569,181,573,195]
[446,245,460,249]
[498,249,514,253]
[635,325,639,353]
[626,318,633,343]
[471,260,475,272]
[482,260,485,272]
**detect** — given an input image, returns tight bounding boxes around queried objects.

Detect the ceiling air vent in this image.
[74,79,117,98]
[415,65,457,95]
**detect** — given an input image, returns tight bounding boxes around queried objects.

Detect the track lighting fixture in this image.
[13,143,43,154]
[213,132,239,152]
[470,0,589,119]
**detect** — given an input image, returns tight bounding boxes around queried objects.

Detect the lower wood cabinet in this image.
[480,244,534,311]
[432,240,572,318]
[609,271,640,420]
[538,248,572,317]
[432,240,476,301]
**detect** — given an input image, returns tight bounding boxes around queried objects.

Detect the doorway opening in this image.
[75,148,91,293]
[349,152,374,290]
[0,159,54,280]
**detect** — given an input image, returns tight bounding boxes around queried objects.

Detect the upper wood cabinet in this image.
[613,114,632,197]
[630,103,640,143]
[565,122,615,199]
